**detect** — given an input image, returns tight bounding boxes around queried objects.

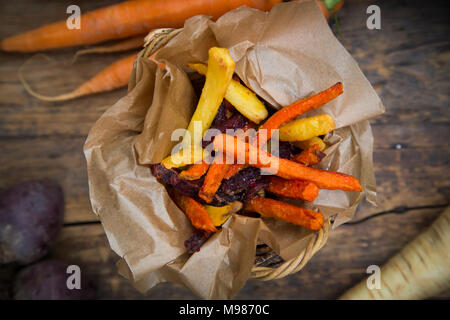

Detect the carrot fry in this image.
[213,133,362,192]
[292,145,326,166]
[198,157,229,203]
[173,193,217,233]
[294,136,326,151]
[256,82,343,145]
[246,197,324,230]
[266,176,319,202]
[224,164,248,179]
[179,161,210,180]
[201,120,256,191]
[19,53,137,101]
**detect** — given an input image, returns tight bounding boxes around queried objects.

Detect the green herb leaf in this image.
[323,0,341,10]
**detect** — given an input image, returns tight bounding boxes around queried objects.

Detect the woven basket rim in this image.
[139,27,331,281]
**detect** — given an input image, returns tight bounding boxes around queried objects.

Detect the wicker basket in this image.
[138,28,331,281]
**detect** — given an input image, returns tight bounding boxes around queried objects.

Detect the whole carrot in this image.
[73,35,145,61]
[20,53,137,101]
[1,0,282,52]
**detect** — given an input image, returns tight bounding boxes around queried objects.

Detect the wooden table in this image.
[0,0,448,299]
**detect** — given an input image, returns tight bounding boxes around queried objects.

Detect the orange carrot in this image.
[198,157,229,203]
[179,161,210,180]
[20,53,137,101]
[246,197,324,230]
[173,193,217,233]
[292,145,326,166]
[73,35,145,61]
[1,0,282,52]
[256,82,343,146]
[266,176,319,202]
[214,133,362,192]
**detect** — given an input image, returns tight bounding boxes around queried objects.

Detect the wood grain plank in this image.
[43,205,448,299]
[0,136,97,223]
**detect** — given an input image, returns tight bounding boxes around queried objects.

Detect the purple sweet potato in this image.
[13,259,96,300]
[0,180,64,264]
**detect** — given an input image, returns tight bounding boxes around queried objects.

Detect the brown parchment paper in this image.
[84,0,385,299]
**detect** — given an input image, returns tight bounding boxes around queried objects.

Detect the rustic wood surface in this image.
[0,0,449,299]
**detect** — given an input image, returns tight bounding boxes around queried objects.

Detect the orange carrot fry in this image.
[215,122,256,181]
[223,164,248,179]
[266,176,319,202]
[198,157,229,203]
[173,193,217,233]
[256,82,343,145]
[213,134,362,192]
[179,161,210,180]
[292,145,326,166]
[246,197,324,230]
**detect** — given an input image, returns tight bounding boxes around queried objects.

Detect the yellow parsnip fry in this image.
[204,201,242,226]
[161,147,207,169]
[279,114,335,142]
[162,48,235,168]
[183,48,235,149]
[189,63,268,124]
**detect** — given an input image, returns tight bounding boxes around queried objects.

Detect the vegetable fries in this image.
[246,197,324,231]
[279,114,335,142]
[294,136,326,151]
[173,193,217,233]
[149,48,362,254]
[161,47,235,168]
[213,133,362,192]
[189,63,268,124]
[292,144,326,166]
[184,48,235,148]
[204,201,243,226]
